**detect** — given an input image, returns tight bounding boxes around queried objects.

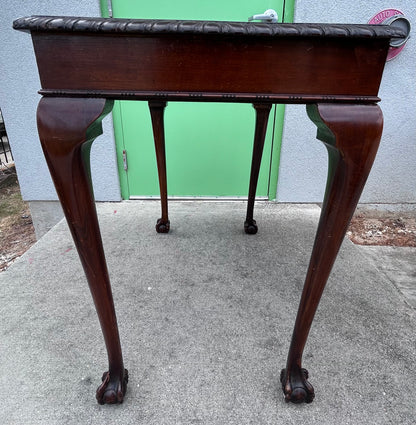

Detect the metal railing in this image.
[0,108,13,168]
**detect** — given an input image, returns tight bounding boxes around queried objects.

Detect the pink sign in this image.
[368,9,406,61]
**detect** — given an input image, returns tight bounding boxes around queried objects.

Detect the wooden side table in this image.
[13,16,405,405]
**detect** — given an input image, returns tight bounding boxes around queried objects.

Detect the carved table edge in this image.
[38,89,381,104]
[13,16,407,40]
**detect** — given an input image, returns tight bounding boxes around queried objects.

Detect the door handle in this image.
[248,9,278,23]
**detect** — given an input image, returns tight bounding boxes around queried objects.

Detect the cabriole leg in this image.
[37,97,128,404]
[281,103,383,403]
[244,103,272,234]
[149,100,170,233]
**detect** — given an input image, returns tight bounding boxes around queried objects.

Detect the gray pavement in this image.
[0,202,415,425]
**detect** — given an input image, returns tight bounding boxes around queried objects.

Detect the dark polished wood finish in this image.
[148,101,170,233]
[281,103,383,403]
[245,103,272,234]
[36,97,128,404]
[14,16,404,405]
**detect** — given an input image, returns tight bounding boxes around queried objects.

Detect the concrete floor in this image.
[0,202,415,424]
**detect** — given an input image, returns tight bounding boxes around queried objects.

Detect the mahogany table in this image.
[14,16,405,405]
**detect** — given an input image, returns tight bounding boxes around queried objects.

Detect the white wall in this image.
[277,1,416,204]
[0,1,120,202]
[1,1,415,205]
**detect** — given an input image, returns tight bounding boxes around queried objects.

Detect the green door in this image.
[100,1,294,199]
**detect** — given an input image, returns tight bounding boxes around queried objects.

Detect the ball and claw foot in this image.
[244,219,258,234]
[96,368,129,405]
[156,218,170,233]
[280,367,315,404]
